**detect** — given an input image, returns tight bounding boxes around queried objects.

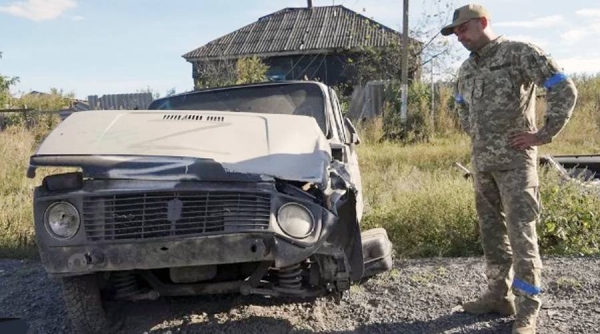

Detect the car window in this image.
[148,83,328,134]
[328,89,347,142]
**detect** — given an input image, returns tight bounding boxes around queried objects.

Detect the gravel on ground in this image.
[1,257,598,334]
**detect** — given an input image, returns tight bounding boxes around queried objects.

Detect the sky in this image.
[1,0,599,100]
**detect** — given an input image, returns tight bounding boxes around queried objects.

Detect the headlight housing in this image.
[44,202,80,239]
[277,203,315,239]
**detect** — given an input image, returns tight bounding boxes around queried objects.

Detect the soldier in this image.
[440,4,578,334]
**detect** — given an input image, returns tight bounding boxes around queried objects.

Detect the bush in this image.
[236,56,268,85]
[359,80,460,143]
[12,88,74,111]
[357,138,600,258]
[194,56,270,89]
[2,88,72,137]
[538,167,600,256]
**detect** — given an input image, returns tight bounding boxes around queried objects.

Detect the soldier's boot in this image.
[462,291,516,316]
[512,295,541,334]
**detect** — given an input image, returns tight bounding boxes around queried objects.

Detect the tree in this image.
[194,59,237,90]
[349,0,461,85]
[409,0,462,79]
[165,87,177,97]
[194,56,270,90]
[236,56,268,84]
[0,51,20,108]
[136,86,161,99]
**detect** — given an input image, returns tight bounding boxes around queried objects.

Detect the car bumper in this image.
[34,181,340,277]
[40,233,283,277]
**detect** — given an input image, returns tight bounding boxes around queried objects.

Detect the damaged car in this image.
[28,80,393,333]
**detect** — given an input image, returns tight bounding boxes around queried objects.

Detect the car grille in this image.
[82,191,271,241]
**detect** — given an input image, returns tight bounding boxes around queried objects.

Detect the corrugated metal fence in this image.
[87,93,154,110]
[347,80,394,121]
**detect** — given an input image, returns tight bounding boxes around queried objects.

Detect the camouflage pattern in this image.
[455,36,578,329]
[473,168,542,322]
[454,36,578,172]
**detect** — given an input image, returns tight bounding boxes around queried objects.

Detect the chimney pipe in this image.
[307,0,313,8]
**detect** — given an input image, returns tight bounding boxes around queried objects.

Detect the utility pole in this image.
[431,59,435,128]
[400,0,409,125]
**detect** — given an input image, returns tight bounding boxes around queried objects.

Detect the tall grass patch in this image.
[0,126,41,258]
[0,117,68,258]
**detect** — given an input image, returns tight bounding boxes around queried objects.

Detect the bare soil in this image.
[1,257,599,334]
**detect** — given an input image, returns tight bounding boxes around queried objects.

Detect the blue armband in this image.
[513,278,541,296]
[455,94,465,104]
[544,72,568,89]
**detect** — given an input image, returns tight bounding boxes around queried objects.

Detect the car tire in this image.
[60,274,112,334]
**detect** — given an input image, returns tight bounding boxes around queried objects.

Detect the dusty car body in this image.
[28,81,393,333]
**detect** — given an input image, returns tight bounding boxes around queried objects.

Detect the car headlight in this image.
[277,203,315,239]
[44,202,80,239]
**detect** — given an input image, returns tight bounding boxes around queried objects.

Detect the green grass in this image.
[355,74,600,258]
[357,136,480,257]
[2,75,600,259]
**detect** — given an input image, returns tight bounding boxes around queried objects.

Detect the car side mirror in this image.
[344,117,361,145]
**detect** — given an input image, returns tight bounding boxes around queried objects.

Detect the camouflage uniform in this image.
[454,36,578,324]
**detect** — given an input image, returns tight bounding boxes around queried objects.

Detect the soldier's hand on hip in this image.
[509,131,544,150]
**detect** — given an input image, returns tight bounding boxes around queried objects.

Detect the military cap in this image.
[441,4,490,36]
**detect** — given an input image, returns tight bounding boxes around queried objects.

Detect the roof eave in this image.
[182,44,410,62]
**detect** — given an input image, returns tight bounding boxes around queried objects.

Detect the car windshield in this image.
[147,82,327,134]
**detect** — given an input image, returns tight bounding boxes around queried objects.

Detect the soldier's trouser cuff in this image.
[512,278,541,296]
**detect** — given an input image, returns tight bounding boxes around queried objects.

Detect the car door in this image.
[328,88,363,223]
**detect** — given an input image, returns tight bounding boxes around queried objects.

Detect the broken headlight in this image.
[277,203,315,239]
[44,202,80,239]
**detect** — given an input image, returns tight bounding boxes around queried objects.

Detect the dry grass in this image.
[355,75,600,257]
[0,114,69,258]
[2,76,600,259]
[0,126,45,258]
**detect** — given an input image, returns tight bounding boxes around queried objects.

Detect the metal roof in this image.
[182,5,413,61]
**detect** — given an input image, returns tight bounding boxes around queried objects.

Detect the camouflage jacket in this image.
[455,36,578,172]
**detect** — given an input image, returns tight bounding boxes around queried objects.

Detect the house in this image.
[182,1,422,89]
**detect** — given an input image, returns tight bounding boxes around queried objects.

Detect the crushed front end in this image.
[31,162,365,300]
[27,106,395,300]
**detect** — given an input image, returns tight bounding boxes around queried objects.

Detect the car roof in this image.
[155,80,330,102]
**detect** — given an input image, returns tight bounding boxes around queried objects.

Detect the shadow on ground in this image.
[111,294,514,334]
[141,313,513,334]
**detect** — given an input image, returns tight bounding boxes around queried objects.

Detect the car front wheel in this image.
[60,274,113,334]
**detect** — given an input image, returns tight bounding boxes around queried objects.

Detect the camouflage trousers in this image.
[473,166,542,318]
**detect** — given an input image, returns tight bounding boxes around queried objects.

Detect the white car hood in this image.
[33,109,332,184]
